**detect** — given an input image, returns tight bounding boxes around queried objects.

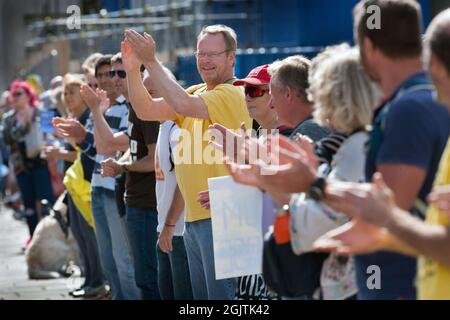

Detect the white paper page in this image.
[208,175,263,280]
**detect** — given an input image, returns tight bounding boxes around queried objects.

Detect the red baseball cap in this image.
[234,64,271,86]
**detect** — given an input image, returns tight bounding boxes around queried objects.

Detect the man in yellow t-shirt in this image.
[122,25,252,299]
[312,8,450,300]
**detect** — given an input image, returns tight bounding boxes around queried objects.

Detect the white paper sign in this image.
[208,175,263,280]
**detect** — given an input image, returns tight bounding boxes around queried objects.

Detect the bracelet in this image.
[164,223,176,227]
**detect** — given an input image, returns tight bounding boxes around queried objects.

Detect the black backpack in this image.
[262,229,329,297]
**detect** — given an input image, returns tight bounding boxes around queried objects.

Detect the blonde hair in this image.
[309,44,380,134]
[63,73,86,89]
[82,53,103,76]
[61,73,86,108]
[198,24,237,52]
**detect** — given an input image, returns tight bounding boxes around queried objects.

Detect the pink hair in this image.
[8,80,39,107]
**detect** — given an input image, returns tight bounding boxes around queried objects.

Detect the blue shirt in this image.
[357,72,450,300]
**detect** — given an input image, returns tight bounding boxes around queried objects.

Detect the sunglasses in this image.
[244,86,269,98]
[88,83,98,89]
[13,90,25,97]
[109,70,127,79]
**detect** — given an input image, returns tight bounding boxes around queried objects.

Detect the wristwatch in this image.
[121,163,129,173]
[307,176,327,201]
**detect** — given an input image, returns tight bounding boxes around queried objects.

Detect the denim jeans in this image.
[91,187,140,300]
[184,218,237,300]
[156,235,193,300]
[16,164,54,236]
[67,195,104,288]
[126,206,160,300]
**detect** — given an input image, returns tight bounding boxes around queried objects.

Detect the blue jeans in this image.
[16,164,54,236]
[184,218,237,300]
[67,195,104,288]
[91,187,140,300]
[157,235,193,300]
[126,206,160,300]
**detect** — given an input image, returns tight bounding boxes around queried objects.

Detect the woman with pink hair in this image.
[1,80,54,250]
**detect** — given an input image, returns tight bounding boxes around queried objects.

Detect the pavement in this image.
[0,204,78,300]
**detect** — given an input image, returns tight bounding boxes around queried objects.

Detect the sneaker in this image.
[84,285,109,298]
[72,285,108,299]
[69,286,85,296]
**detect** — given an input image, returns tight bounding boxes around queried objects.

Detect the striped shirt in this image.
[82,96,129,191]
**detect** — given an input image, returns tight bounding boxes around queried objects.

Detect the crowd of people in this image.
[0,0,450,300]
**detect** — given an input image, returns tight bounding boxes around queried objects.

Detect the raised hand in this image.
[313,218,388,255]
[208,122,249,163]
[428,185,450,217]
[80,85,101,111]
[121,41,142,72]
[52,117,87,144]
[326,173,396,227]
[124,29,157,65]
[42,145,63,161]
[100,158,123,177]
[97,89,110,114]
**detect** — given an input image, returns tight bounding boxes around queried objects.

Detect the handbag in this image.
[63,149,95,228]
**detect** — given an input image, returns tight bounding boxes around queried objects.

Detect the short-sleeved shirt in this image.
[91,96,129,191]
[174,82,252,222]
[124,105,159,209]
[155,121,185,236]
[418,138,450,300]
[357,72,450,300]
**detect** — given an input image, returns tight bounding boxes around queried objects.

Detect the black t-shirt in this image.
[125,105,159,209]
[64,108,94,181]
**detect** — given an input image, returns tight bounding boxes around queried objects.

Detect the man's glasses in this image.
[194,50,230,59]
[245,86,269,98]
[109,70,127,79]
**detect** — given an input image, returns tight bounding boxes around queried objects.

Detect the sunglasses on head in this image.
[109,70,127,79]
[244,86,268,98]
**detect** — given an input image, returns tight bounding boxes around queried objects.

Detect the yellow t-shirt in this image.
[418,138,450,300]
[174,83,252,222]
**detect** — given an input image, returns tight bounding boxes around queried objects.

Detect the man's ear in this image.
[285,86,293,103]
[228,50,236,67]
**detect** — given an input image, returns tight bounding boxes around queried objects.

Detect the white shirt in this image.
[155,121,185,236]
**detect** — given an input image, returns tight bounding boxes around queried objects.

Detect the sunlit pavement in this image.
[0,204,77,300]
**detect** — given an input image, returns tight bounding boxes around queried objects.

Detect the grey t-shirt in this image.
[289,116,330,142]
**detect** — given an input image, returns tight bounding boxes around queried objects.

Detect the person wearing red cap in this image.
[233,64,280,132]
